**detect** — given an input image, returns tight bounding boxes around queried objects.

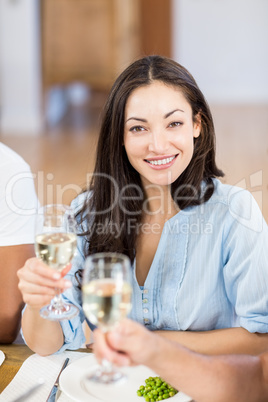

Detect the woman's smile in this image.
[144,154,179,169]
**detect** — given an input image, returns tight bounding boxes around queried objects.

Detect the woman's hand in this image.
[17,257,72,310]
[93,319,159,367]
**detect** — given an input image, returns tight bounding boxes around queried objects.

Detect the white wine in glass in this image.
[83,252,132,384]
[35,232,77,272]
[35,204,79,321]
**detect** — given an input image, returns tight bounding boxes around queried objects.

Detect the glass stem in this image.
[101,358,113,373]
[52,288,64,308]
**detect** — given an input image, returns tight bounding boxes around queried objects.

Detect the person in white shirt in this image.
[0,143,38,343]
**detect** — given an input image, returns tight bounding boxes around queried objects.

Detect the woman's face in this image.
[123,81,201,188]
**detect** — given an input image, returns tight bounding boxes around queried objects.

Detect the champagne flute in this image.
[82,252,132,384]
[35,204,79,320]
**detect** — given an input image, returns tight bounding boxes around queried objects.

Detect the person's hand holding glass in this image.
[82,252,132,384]
[35,204,79,320]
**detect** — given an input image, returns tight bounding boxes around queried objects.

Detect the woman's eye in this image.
[129,126,145,133]
[168,121,182,128]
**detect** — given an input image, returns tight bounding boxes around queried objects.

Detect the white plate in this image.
[0,350,5,366]
[60,354,192,402]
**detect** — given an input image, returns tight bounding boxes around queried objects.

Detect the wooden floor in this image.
[1,96,268,222]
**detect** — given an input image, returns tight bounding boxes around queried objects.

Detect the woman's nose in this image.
[148,131,169,154]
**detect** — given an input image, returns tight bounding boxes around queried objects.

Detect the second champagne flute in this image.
[35,204,79,321]
[82,252,132,384]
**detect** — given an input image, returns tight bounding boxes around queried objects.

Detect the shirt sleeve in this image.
[0,159,39,246]
[57,240,86,352]
[223,187,268,333]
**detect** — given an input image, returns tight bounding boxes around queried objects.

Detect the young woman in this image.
[18,56,268,356]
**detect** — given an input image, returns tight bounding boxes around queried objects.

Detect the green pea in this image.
[137,376,179,401]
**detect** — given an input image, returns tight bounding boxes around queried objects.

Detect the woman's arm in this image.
[93,319,268,402]
[21,306,64,356]
[0,244,34,343]
[156,327,268,355]
[18,258,72,355]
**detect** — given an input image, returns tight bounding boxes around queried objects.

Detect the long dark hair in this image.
[77,55,224,267]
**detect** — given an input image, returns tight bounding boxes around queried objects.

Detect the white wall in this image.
[0,0,42,135]
[172,0,268,103]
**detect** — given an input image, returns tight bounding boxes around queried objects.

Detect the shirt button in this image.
[142,298,148,303]
[143,308,149,313]
[144,318,150,324]
[143,289,148,294]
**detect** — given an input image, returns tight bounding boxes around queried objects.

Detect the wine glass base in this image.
[85,368,126,385]
[40,303,79,321]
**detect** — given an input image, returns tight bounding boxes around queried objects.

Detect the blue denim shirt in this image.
[32,179,268,352]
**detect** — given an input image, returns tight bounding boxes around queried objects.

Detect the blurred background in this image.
[0,0,267,221]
